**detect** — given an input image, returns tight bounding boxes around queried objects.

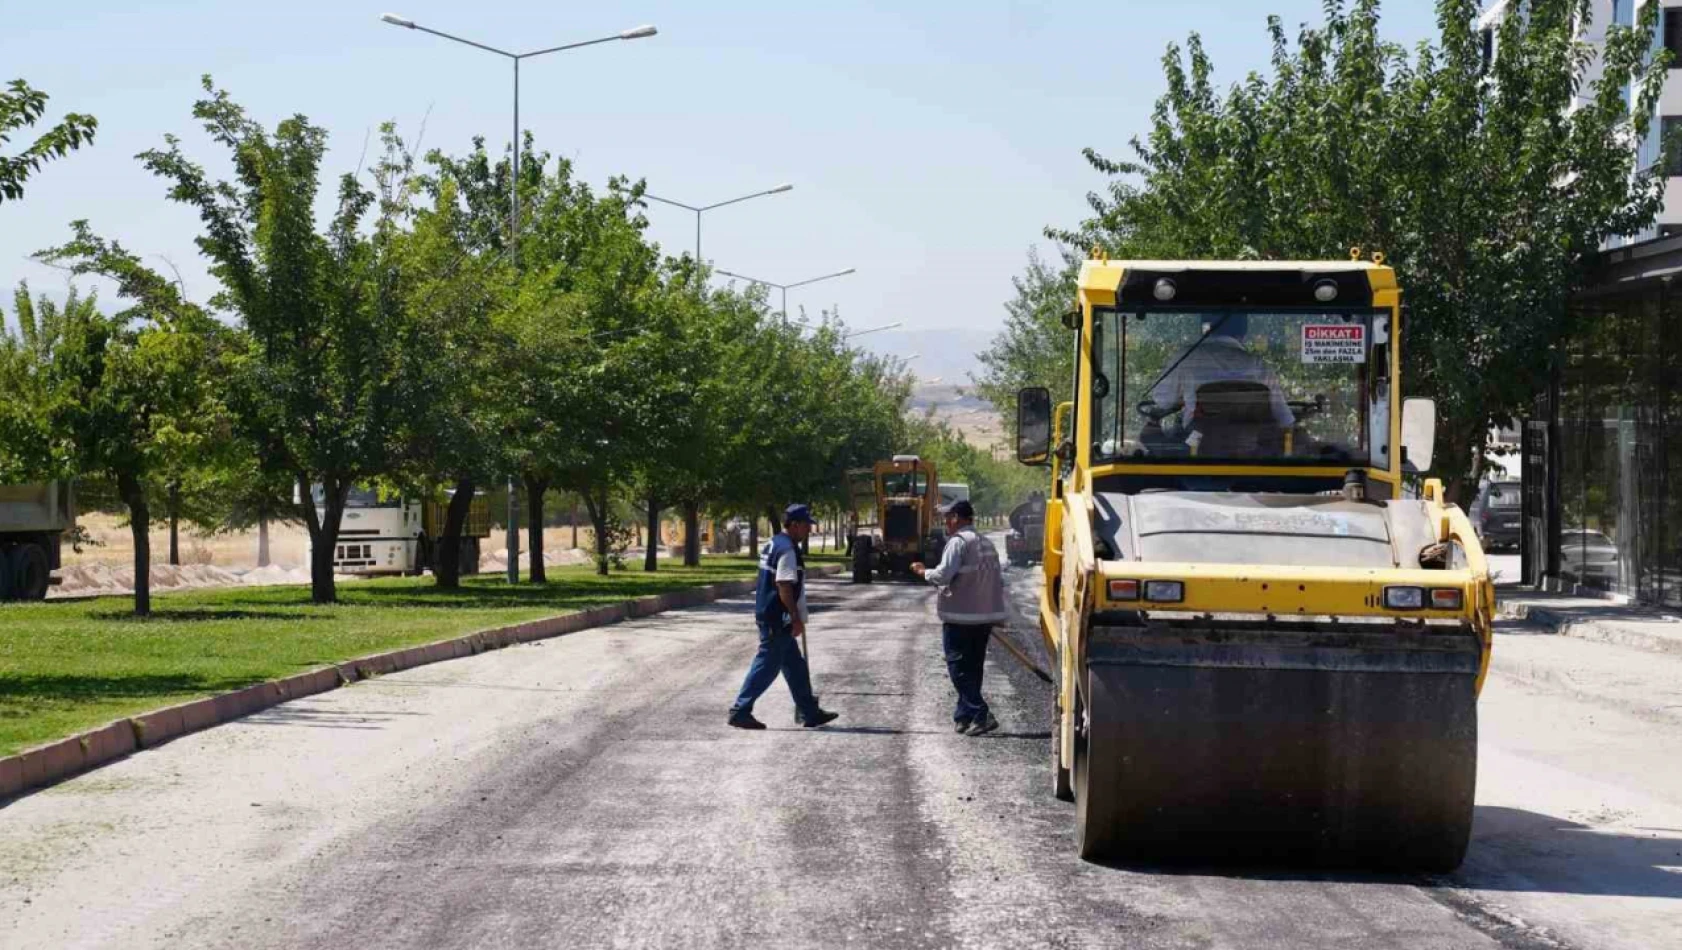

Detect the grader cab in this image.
[1017,257,1493,869]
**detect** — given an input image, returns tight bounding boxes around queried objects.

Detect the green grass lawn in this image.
[0,559,763,756]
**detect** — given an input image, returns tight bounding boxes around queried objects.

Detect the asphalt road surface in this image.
[2,561,1680,949]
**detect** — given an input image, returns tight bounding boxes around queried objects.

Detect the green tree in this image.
[139,78,406,603]
[514,177,661,576]
[0,80,96,205]
[0,282,75,483]
[28,228,229,616]
[1039,0,1666,497]
[378,129,512,588]
[972,247,1079,422]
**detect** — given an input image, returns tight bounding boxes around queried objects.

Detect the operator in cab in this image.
[1144,313,1294,456]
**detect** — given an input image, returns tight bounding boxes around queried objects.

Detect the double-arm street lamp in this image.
[382,12,657,585]
[714,267,857,319]
[644,185,793,266]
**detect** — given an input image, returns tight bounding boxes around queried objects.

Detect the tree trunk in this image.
[119,473,151,617]
[571,498,579,550]
[644,495,661,572]
[584,489,612,577]
[683,501,702,567]
[435,477,476,590]
[167,482,180,567]
[748,515,759,555]
[526,474,549,584]
[303,474,344,605]
[257,516,271,568]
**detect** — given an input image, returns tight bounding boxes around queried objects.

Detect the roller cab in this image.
[1017,257,1493,869]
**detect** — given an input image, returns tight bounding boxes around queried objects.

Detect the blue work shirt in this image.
[754,533,807,627]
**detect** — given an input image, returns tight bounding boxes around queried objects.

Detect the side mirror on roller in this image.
[1402,398,1436,472]
[1017,386,1053,466]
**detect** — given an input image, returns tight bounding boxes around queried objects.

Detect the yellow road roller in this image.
[1016,255,1492,870]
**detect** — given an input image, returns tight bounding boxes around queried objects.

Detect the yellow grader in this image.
[848,455,946,583]
[1017,256,1492,869]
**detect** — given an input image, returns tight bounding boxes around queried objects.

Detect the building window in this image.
[1663,116,1682,176]
[1614,0,1635,28]
[1480,28,1495,72]
[1666,8,1682,64]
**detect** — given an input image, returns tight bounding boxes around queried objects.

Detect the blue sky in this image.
[0,1,1440,383]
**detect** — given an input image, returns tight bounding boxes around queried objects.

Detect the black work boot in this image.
[801,709,839,728]
[728,712,766,730]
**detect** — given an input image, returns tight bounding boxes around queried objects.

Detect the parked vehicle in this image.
[306,484,490,577]
[1469,479,1522,552]
[0,482,74,601]
[1559,528,1619,588]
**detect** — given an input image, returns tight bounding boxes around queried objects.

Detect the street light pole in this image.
[382,13,656,585]
[841,321,902,340]
[714,267,857,320]
[644,184,793,266]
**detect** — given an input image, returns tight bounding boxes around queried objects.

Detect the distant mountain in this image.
[910,381,1005,451]
[858,326,991,388]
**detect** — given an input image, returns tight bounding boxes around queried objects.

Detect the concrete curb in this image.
[0,566,838,802]
[1501,602,1682,657]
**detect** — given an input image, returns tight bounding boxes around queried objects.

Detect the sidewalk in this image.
[1493,587,1682,725]
[1497,587,1682,655]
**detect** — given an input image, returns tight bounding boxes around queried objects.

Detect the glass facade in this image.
[1545,277,1682,605]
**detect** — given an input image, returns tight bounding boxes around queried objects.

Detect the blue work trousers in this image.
[731,620,819,719]
[942,622,992,725]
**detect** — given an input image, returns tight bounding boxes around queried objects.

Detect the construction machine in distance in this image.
[0,482,73,601]
[1016,254,1492,870]
[304,484,491,577]
[848,455,946,583]
[1005,492,1046,567]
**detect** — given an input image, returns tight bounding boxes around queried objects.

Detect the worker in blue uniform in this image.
[727,504,840,730]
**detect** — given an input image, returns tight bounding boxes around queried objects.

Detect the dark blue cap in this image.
[941,499,975,519]
[783,503,814,525]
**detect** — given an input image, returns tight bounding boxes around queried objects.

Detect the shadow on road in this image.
[783,724,1051,740]
[1072,806,1682,901]
[1456,805,1682,900]
[242,702,429,731]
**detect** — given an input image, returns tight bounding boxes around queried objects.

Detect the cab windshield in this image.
[1092,307,1382,464]
[881,471,930,496]
[310,484,403,509]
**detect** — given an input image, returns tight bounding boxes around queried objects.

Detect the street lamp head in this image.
[620,24,658,40]
[839,268,857,276]
[380,12,416,27]
[770,183,794,194]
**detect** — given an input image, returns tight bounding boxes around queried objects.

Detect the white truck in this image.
[937,482,970,509]
[308,485,490,577]
[0,482,74,601]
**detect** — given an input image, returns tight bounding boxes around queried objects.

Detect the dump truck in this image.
[849,455,945,583]
[1005,493,1046,567]
[306,484,491,577]
[1016,255,1492,870]
[0,482,74,601]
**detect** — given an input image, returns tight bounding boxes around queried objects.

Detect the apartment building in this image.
[1480,0,1682,242]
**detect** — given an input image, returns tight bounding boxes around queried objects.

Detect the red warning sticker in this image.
[1301,324,1366,364]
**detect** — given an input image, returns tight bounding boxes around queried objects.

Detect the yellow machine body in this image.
[1023,258,1492,869]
